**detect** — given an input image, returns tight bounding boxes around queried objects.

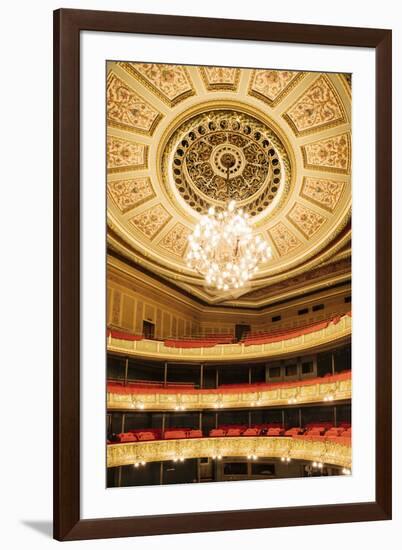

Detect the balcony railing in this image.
[107,313,351,361]
[107,371,351,411]
[107,436,351,469]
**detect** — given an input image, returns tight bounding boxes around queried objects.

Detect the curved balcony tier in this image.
[107,313,351,361]
[107,436,351,469]
[107,371,351,411]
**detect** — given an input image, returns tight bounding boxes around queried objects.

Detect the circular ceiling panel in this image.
[165,109,290,217]
[106,63,351,305]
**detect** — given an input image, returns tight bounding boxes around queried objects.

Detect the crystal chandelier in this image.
[186,153,272,291]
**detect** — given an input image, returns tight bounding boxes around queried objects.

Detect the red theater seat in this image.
[209,428,226,437]
[267,427,284,436]
[226,427,243,437]
[117,432,137,443]
[137,431,156,441]
[188,429,203,438]
[242,427,260,436]
[284,427,303,437]
[325,427,345,437]
[164,430,187,440]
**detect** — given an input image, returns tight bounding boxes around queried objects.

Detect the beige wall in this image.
[107,259,351,337]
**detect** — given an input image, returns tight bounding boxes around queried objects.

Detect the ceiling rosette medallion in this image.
[160,107,292,219]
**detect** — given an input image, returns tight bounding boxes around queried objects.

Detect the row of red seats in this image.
[242,313,350,346]
[107,370,351,396]
[164,334,235,348]
[107,329,143,341]
[109,423,351,444]
[108,380,195,390]
[107,312,351,349]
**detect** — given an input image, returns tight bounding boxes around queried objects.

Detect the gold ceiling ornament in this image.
[199,66,241,91]
[107,70,163,136]
[163,108,291,217]
[106,63,351,305]
[248,70,305,107]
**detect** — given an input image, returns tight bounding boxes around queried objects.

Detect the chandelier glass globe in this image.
[186,199,272,291]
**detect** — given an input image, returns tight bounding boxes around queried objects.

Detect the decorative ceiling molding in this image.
[119,62,195,107]
[107,135,148,173]
[283,74,347,136]
[248,70,305,107]
[301,176,346,212]
[269,221,302,257]
[108,176,155,214]
[106,62,351,305]
[107,70,163,135]
[130,204,171,240]
[287,202,327,239]
[302,133,351,174]
[199,66,241,91]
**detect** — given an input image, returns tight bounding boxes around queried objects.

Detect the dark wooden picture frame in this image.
[54,8,392,541]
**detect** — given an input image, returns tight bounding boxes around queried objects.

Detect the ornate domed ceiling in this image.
[107,62,351,307]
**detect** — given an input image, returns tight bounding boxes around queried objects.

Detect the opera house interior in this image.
[106,62,352,488]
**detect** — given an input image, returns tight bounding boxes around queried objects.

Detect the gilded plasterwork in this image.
[107,72,162,135]
[199,66,240,91]
[302,133,351,174]
[130,204,171,240]
[108,177,155,213]
[269,222,302,257]
[283,75,346,135]
[248,70,304,106]
[107,437,351,468]
[301,177,346,212]
[158,223,191,257]
[287,203,327,239]
[106,63,351,305]
[163,108,291,217]
[107,136,148,173]
[108,372,351,411]
[119,62,195,106]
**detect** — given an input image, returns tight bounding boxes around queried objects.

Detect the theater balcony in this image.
[107,371,351,411]
[107,312,351,361]
[107,435,351,471]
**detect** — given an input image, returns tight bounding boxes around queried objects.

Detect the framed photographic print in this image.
[54,8,392,541]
